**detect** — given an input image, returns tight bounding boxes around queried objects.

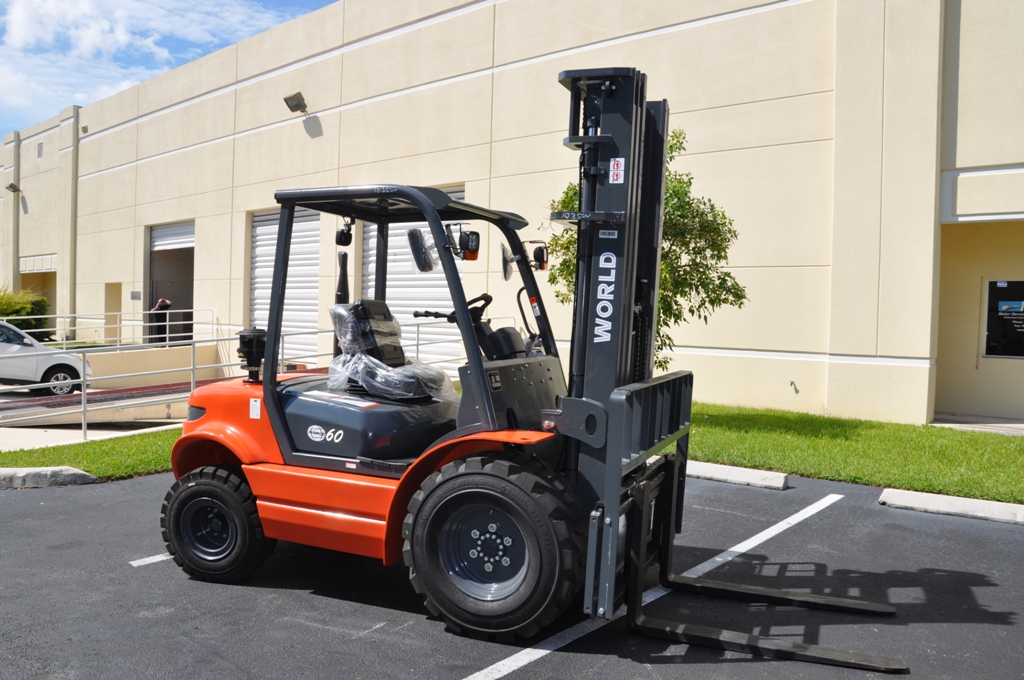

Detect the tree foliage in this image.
[546,129,747,371]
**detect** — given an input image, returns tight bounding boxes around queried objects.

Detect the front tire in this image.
[161,466,276,583]
[403,454,585,640]
[38,365,79,396]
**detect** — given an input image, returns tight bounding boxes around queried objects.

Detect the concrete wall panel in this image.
[343,0,473,43]
[341,7,494,104]
[670,266,831,354]
[137,93,237,160]
[340,75,492,167]
[136,140,235,206]
[79,85,139,136]
[78,166,137,216]
[139,46,237,115]
[237,3,345,80]
[232,113,340,187]
[79,126,138,177]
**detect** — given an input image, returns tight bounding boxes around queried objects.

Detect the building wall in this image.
[3,0,1023,423]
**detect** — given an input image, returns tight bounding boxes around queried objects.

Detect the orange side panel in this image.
[244,463,400,560]
[381,430,556,565]
[256,500,385,559]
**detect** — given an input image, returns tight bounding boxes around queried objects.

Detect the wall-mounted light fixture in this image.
[4,183,20,193]
[283,92,308,115]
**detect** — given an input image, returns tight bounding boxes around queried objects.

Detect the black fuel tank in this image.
[280,377,458,461]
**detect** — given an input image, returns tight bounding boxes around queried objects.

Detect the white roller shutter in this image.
[151,222,195,251]
[362,222,465,375]
[251,208,321,362]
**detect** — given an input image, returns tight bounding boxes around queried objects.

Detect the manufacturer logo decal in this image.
[308,424,345,444]
[307,425,326,442]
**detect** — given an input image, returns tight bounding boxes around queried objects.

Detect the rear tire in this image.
[403,454,585,640]
[161,465,276,583]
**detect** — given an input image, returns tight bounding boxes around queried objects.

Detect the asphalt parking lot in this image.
[1,472,1021,680]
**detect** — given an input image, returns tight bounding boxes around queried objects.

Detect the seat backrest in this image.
[342,299,406,368]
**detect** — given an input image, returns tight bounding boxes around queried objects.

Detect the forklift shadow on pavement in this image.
[585,547,1016,667]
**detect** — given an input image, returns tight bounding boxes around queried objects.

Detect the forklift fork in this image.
[623,451,908,673]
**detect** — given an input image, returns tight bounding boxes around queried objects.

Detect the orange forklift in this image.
[161,68,906,672]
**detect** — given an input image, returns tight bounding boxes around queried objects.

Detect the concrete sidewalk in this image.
[931,412,1024,437]
[0,422,183,452]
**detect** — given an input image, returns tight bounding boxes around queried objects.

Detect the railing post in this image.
[191,340,197,392]
[81,360,88,441]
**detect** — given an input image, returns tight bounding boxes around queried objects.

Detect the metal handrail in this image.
[0,318,531,437]
[0,307,218,349]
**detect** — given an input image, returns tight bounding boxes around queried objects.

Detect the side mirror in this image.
[408,228,437,273]
[532,245,548,271]
[335,224,352,247]
[459,231,480,260]
[23,337,33,346]
[500,243,514,281]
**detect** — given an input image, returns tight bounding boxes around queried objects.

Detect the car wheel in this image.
[404,454,585,640]
[161,466,276,583]
[39,366,79,396]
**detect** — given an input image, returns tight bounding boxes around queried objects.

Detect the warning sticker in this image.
[530,296,541,317]
[609,157,625,184]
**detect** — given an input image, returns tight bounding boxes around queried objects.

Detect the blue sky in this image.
[0,0,337,138]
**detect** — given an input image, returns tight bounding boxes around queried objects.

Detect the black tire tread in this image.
[403,453,585,640]
[160,465,275,582]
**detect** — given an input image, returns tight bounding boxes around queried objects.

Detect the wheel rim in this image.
[180,496,237,561]
[49,372,73,395]
[435,499,530,601]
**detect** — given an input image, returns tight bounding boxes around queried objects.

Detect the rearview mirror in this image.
[500,243,514,281]
[408,228,437,273]
[459,231,480,260]
[532,245,548,271]
[335,224,352,247]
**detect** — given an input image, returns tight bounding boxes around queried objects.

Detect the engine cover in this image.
[280,377,457,464]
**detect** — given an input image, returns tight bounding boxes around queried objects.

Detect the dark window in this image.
[985,280,1024,358]
[37,142,43,158]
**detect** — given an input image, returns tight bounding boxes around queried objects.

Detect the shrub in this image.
[0,287,51,339]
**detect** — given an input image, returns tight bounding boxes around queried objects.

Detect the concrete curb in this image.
[686,460,789,490]
[879,488,1024,525]
[0,466,100,490]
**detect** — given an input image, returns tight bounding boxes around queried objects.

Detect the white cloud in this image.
[0,0,313,135]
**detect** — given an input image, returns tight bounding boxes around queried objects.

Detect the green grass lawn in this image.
[0,428,179,480]
[1,404,1022,504]
[690,403,1024,504]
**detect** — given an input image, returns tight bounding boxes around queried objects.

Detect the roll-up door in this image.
[150,222,195,250]
[361,221,465,376]
[250,208,321,362]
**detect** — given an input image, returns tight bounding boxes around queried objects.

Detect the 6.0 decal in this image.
[307,424,344,444]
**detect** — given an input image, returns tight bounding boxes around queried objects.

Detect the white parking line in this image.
[462,493,845,680]
[130,553,173,567]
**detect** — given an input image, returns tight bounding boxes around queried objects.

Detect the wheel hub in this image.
[180,496,237,561]
[436,502,530,601]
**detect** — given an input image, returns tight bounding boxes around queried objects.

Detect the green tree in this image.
[546,129,747,371]
[0,287,51,340]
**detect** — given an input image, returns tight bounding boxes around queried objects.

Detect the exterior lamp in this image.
[283,92,308,115]
[4,183,19,193]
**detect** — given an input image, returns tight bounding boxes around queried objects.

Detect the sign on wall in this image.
[985,280,1024,358]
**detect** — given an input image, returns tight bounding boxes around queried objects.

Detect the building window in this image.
[37,142,43,158]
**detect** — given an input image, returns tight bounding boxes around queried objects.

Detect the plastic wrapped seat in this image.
[327,300,457,402]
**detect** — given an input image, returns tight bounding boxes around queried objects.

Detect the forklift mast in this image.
[546,68,906,673]
[545,67,685,618]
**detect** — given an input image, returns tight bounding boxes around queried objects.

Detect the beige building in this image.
[2,0,1022,424]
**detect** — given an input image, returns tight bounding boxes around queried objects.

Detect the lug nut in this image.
[501,557,510,566]
[488,523,497,532]
[503,537,512,546]
[484,562,493,572]
[471,529,480,539]
[469,549,478,558]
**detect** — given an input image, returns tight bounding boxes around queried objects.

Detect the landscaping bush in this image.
[0,287,51,339]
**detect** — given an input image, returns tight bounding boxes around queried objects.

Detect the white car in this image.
[0,321,92,396]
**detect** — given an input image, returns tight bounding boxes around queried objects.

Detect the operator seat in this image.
[329,300,454,402]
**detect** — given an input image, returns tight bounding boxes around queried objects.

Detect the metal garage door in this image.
[250,208,321,362]
[361,221,465,376]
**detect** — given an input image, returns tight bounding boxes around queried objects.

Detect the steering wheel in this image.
[414,293,492,323]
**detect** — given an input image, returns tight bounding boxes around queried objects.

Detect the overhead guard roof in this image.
[274,185,529,230]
